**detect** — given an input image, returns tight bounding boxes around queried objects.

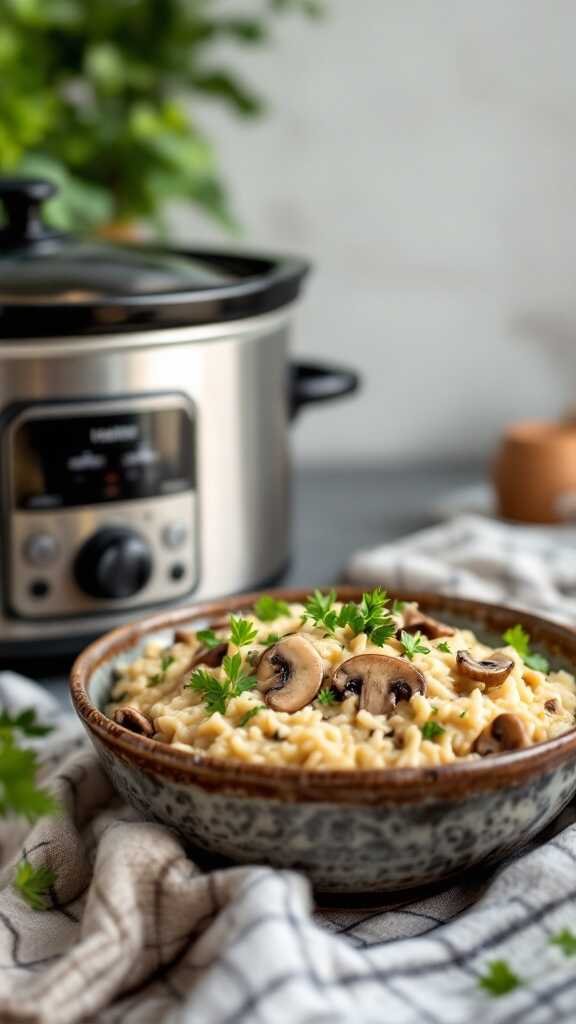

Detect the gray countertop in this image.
[3,461,481,708]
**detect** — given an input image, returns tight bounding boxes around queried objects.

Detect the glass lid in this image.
[0,178,309,338]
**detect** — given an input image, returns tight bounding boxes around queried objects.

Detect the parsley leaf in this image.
[229,616,258,648]
[0,709,53,739]
[478,960,522,997]
[0,734,58,820]
[147,652,175,687]
[14,861,56,911]
[459,709,468,718]
[338,588,396,646]
[392,599,406,614]
[262,633,281,646]
[400,630,431,661]
[503,625,549,673]
[239,705,266,727]
[550,929,576,956]
[304,589,339,633]
[196,629,223,650]
[317,688,336,706]
[437,641,451,654]
[187,653,257,717]
[420,720,445,741]
[254,595,290,622]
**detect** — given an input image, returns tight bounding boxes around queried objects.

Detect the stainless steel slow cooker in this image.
[0,178,358,657]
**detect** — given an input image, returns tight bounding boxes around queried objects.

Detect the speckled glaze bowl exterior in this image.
[70,588,576,894]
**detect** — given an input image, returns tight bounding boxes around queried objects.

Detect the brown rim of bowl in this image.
[70,586,576,802]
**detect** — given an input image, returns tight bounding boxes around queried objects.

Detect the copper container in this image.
[493,420,576,523]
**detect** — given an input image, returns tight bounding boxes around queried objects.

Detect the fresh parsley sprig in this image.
[0,732,58,820]
[400,630,431,661]
[0,709,54,739]
[304,589,339,632]
[550,929,576,956]
[187,652,257,716]
[502,625,549,673]
[303,587,396,646]
[254,595,290,622]
[229,616,258,648]
[262,632,281,646]
[317,687,336,707]
[14,861,56,911]
[196,628,224,650]
[437,641,451,654]
[478,959,522,997]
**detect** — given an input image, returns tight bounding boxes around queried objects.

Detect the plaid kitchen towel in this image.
[3,509,576,1024]
[347,513,576,627]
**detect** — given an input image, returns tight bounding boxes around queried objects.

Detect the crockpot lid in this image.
[0,178,310,338]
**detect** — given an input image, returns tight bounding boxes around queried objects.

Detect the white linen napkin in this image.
[347,513,576,626]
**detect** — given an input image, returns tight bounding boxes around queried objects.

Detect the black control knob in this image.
[0,177,62,247]
[74,527,152,600]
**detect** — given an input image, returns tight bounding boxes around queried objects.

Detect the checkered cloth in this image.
[2,514,576,1022]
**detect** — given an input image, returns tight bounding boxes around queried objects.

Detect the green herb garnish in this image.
[187,652,257,716]
[304,587,396,646]
[254,595,290,622]
[459,709,467,718]
[437,641,451,654]
[14,861,56,911]
[147,652,175,686]
[197,629,224,650]
[478,960,522,997]
[502,625,549,673]
[400,630,431,661]
[550,929,576,956]
[420,720,445,742]
[303,589,339,632]
[0,732,58,820]
[239,705,266,727]
[392,599,406,614]
[262,633,281,646]
[317,688,336,706]
[229,616,258,648]
[0,709,53,739]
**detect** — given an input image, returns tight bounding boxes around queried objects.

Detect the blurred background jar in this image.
[493,421,576,524]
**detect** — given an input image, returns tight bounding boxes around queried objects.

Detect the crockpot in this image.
[0,178,358,657]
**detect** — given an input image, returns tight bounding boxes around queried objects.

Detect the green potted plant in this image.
[0,0,321,236]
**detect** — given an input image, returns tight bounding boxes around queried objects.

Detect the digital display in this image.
[12,405,195,510]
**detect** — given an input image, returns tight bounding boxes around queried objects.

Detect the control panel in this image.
[4,396,197,619]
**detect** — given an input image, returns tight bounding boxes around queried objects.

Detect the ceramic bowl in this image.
[70,588,576,894]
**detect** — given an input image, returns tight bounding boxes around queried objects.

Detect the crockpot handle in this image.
[289,360,360,418]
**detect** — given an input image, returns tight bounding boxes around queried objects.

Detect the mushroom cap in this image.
[113,706,154,738]
[256,634,323,712]
[190,643,228,670]
[401,605,455,640]
[456,650,514,687]
[473,713,529,755]
[332,654,426,715]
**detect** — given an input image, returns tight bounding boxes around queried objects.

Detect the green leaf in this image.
[197,629,224,650]
[0,709,53,738]
[400,630,431,661]
[420,720,445,742]
[147,652,175,686]
[304,590,338,632]
[317,688,336,706]
[14,861,56,911]
[392,599,406,614]
[229,616,258,648]
[253,595,290,622]
[478,960,522,997]
[262,633,281,646]
[187,668,227,716]
[550,929,576,956]
[503,625,549,673]
[437,641,451,654]
[239,705,266,727]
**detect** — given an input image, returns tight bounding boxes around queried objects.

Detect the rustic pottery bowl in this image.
[70,588,576,894]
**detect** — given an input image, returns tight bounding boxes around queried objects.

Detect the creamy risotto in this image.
[107,591,576,770]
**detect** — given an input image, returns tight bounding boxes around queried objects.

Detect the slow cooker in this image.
[0,178,358,657]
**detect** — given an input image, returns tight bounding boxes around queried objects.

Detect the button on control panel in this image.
[162,521,187,550]
[23,532,59,567]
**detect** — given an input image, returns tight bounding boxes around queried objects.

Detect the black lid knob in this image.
[74,527,153,600]
[0,177,61,247]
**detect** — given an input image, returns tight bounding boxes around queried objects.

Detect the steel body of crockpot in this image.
[0,179,358,656]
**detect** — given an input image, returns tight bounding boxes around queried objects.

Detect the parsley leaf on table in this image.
[14,861,56,911]
[253,596,290,622]
[400,630,431,661]
[502,625,549,673]
[196,629,224,650]
[187,652,257,717]
[0,709,53,738]
[420,720,445,742]
[229,616,258,648]
[0,733,58,821]
[478,960,522,997]
[550,929,576,956]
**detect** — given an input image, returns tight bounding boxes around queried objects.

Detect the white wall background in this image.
[172,0,576,465]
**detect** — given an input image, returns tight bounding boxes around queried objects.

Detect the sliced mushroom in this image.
[473,713,529,755]
[545,698,559,714]
[256,635,323,712]
[400,605,455,640]
[456,650,514,687]
[190,643,227,670]
[113,706,154,738]
[332,654,426,715]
